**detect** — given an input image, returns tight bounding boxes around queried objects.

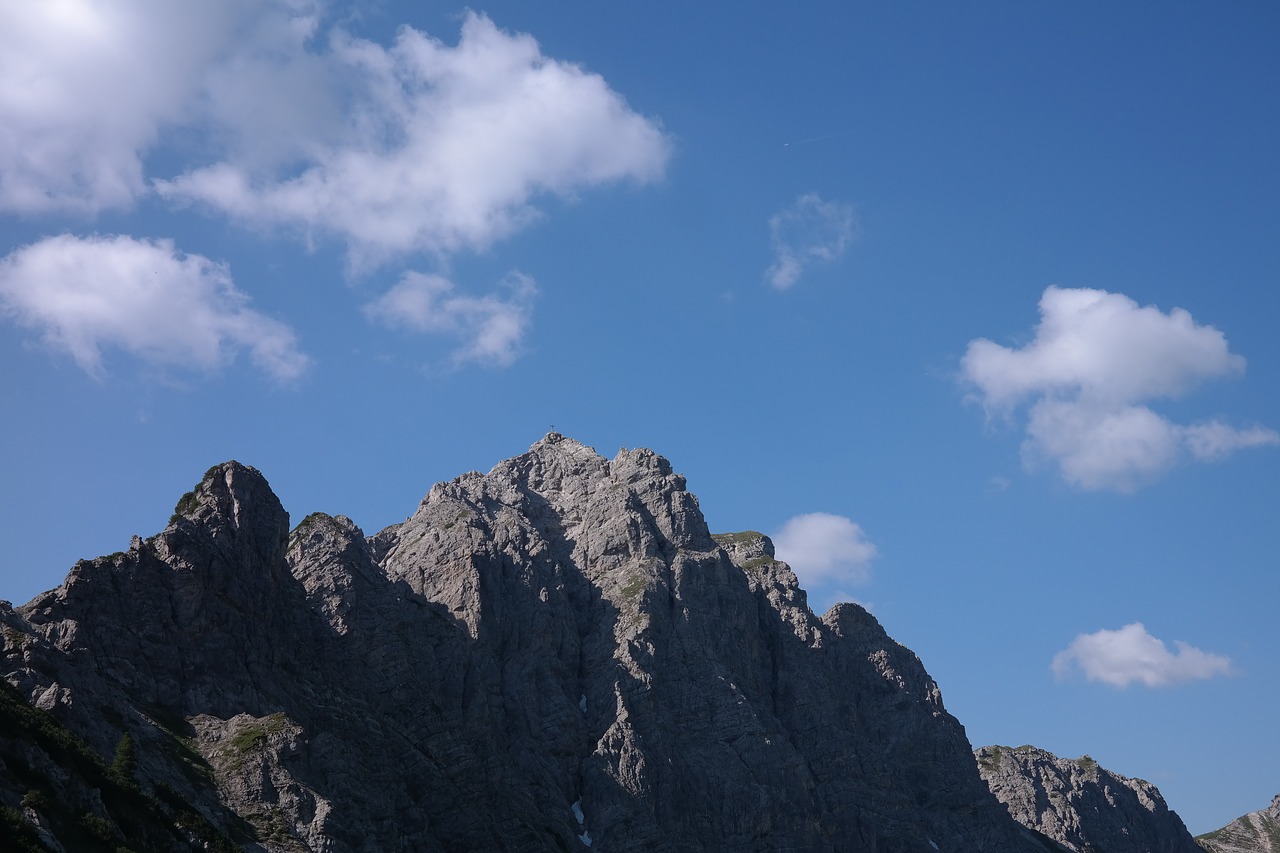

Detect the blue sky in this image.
[2,1,1277,834]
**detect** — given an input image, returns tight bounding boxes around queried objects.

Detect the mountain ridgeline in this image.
[1197,796,1280,853]
[0,435,1250,851]
[975,745,1204,853]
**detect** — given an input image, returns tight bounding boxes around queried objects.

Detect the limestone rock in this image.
[0,436,1081,851]
[976,744,1204,853]
[1197,795,1280,853]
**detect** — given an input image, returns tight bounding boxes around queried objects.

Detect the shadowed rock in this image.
[3,435,1074,851]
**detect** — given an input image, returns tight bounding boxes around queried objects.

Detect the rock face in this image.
[2,434,1067,851]
[1198,796,1280,853]
[975,744,1203,853]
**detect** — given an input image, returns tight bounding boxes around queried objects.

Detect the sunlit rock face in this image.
[1198,795,1280,853]
[976,744,1204,853]
[4,435,1055,852]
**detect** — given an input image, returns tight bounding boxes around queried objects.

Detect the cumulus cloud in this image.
[1052,622,1233,688]
[0,234,307,381]
[1,6,667,372]
[0,0,284,214]
[3,4,668,246]
[364,270,537,367]
[765,193,857,289]
[772,513,877,588]
[156,12,670,267]
[962,287,1278,491]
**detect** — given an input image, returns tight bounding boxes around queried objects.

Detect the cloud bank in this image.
[963,286,1278,490]
[765,194,857,289]
[0,0,297,215]
[772,512,877,588]
[1,5,669,373]
[1052,622,1232,687]
[0,234,307,382]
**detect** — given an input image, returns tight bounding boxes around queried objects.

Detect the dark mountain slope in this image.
[3,434,1065,852]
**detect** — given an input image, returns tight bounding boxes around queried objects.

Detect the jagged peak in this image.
[531,430,583,449]
[169,461,277,521]
[4,439,1105,852]
[162,460,290,565]
[421,434,691,518]
[288,512,367,566]
[518,432,609,476]
[290,511,360,537]
[517,431,605,467]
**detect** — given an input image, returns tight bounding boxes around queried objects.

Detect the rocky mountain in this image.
[975,744,1203,853]
[2,434,1077,851]
[1197,796,1280,853]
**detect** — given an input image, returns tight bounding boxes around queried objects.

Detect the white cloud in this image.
[772,513,876,588]
[1,6,666,376]
[0,0,283,214]
[963,287,1278,491]
[765,193,857,289]
[1052,622,1233,688]
[156,12,670,268]
[964,286,1244,409]
[364,270,537,367]
[1,5,667,258]
[0,234,307,381]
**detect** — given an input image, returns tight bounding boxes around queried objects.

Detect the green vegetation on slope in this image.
[0,679,238,852]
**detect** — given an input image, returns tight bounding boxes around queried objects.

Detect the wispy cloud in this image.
[364,271,537,368]
[0,234,307,382]
[962,286,1277,491]
[772,512,877,588]
[1052,622,1233,687]
[765,193,857,289]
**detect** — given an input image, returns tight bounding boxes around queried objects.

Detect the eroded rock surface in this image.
[976,744,1203,853]
[3,435,1064,851]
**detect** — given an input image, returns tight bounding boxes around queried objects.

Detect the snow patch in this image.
[929,840,939,850]
[572,799,590,845]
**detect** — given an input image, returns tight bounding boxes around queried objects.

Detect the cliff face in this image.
[2,434,1056,851]
[1198,796,1280,853]
[975,744,1204,853]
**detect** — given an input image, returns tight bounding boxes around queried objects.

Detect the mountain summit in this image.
[6,436,1071,850]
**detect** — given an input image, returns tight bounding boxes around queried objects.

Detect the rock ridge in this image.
[976,744,1203,853]
[2,435,1083,851]
[1198,795,1280,853]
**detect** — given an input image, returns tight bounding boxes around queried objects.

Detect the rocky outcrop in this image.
[1198,795,1280,853]
[2,434,1071,851]
[976,744,1203,853]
